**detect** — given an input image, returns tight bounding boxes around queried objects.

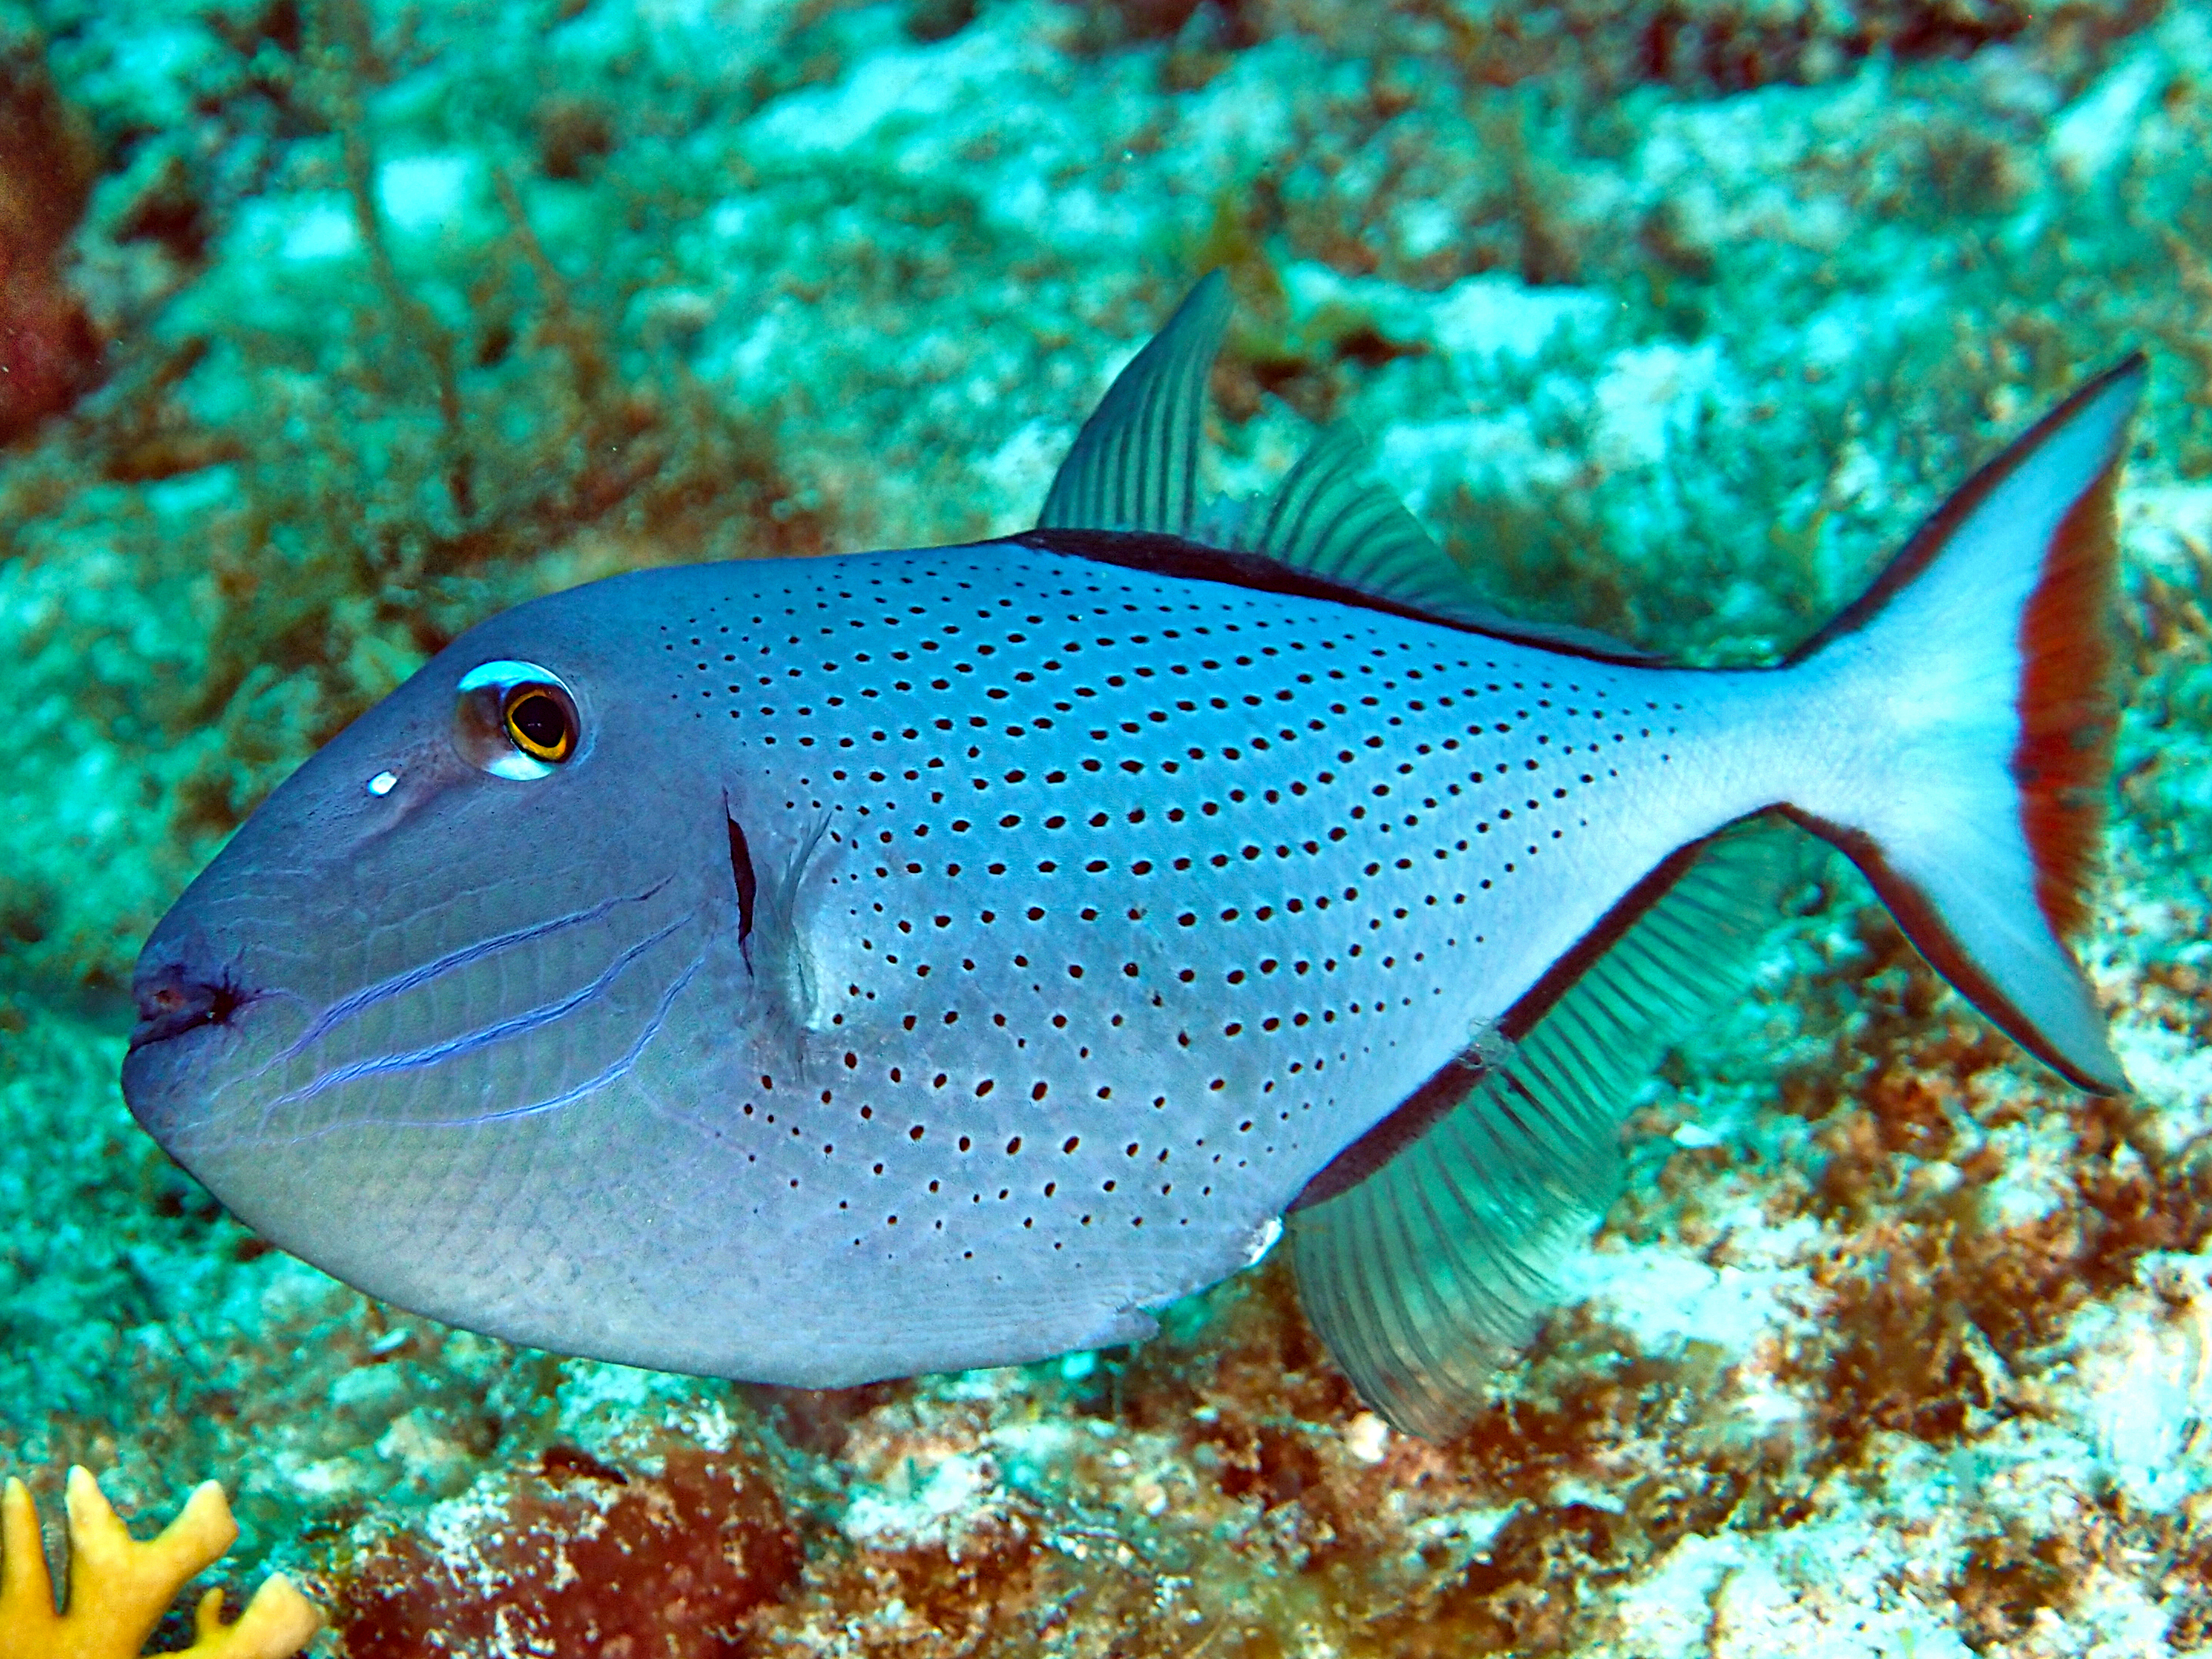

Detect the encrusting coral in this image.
[0,1468,319,1659]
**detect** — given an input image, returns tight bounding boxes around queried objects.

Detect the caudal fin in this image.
[1782,357,2146,1094]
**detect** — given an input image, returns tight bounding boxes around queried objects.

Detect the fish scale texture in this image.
[656,543,1707,1277]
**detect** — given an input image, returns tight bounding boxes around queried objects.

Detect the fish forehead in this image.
[647,540,1716,1272]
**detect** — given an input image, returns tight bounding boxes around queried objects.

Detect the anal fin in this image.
[1287,818,1798,1438]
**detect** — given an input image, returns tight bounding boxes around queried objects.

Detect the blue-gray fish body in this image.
[123,277,2144,1434]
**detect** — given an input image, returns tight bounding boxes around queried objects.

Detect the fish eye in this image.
[503,685,575,762]
[454,660,584,780]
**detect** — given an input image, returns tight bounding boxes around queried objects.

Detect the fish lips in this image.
[128,958,259,1050]
[120,949,294,1149]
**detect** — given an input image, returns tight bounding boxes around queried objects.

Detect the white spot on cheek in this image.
[366,770,399,798]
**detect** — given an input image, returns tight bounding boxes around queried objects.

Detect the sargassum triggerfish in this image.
[122,274,2144,1437]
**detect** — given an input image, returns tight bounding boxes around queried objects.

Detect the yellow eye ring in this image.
[454,660,581,780]
[501,685,576,763]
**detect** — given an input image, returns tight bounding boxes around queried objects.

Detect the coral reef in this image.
[2,0,2208,1653]
[0,1467,318,1658]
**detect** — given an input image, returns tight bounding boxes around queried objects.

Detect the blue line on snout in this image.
[458,947,706,1126]
[271,876,676,1066]
[270,909,695,1109]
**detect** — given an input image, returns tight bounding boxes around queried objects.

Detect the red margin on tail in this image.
[1786,358,2140,949]
[2016,464,2120,943]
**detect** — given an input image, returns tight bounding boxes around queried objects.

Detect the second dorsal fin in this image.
[1235,419,1657,661]
[1236,419,1475,615]
[1034,272,1654,665]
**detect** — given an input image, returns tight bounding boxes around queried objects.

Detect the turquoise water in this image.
[3,0,2210,1652]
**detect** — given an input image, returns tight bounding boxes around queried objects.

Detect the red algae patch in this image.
[0,14,99,445]
[339,1443,799,1657]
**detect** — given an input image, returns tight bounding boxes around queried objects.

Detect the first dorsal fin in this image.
[1038,272,1231,538]
[1285,819,1798,1438]
[1034,273,1655,664]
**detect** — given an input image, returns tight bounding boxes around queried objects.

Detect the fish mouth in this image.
[127,960,267,1053]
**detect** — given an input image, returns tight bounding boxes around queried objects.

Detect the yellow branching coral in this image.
[0,1467,320,1659]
